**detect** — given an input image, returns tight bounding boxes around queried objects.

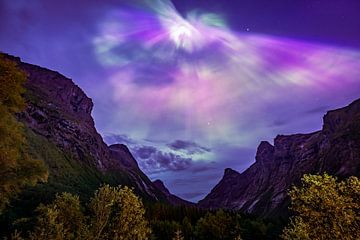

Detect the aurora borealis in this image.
[1,0,360,201]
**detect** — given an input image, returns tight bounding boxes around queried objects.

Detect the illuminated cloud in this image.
[105,133,212,174]
[168,140,211,154]
[93,3,360,202]
[132,145,193,173]
[93,0,360,147]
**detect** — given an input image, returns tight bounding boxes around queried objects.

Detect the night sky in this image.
[1,0,360,202]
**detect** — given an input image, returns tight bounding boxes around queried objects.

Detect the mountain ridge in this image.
[198,98,360,218]
[1,53,187,205]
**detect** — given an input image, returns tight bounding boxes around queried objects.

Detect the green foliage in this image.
[181,217,193,240]
[146,203,207,239]
[151,220,181,240]
[12,185,150,240]
[194,210,241,240]
[29,192,86,240]
[281,173,360,240]
[23,128,117,200]
[240,217,278,240]
[0,55,48,213]
[89,185,151,240]
[0,55,25,112]
[147,202,279,240]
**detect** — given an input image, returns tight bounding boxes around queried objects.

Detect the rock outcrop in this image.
[153,180,194,206]
[199,99,360,218]
[3,53,167,202]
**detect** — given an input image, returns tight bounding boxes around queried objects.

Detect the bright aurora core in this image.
[1,0,360,202]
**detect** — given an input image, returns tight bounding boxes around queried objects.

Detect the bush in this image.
[282,173,360,240]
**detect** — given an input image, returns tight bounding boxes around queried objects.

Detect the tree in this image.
[29,192,86,240]
[21,185,150,240]
[88,185,151,240]
[195,210,241,240]
[172,229,184,240]
[0,55,48,213]
[151,220,181,240]
[281,173,360,240]
[181,216,193,239]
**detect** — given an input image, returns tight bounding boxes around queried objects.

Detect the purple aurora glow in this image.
[1,0,360,201]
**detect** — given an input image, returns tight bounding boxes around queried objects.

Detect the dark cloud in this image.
[132,145,193,173]
[270,119,288,127]
[134,145,157,159]
[104,134,196,173]
[168,140,211,154]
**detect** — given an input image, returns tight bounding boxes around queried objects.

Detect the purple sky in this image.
[1,0,360,202]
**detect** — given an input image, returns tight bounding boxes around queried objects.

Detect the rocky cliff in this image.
[198,99,360,218]
[2,53,167,202]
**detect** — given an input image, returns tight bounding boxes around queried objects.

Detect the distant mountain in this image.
[2,53,171,204]
[153,179,194,206]
[199,98,360,218]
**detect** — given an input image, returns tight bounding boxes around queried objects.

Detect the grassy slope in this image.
[0,127,137,235]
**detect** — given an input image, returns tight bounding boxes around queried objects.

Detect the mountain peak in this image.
[224,168,240,176]
[255,141,274,163]
[153,179,170,194]
[108,144,140,171]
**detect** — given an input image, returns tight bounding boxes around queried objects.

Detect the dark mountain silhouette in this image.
[199,98,360,218]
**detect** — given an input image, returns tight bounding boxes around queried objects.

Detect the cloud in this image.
[190,164,216,173]
[167,140,211,154]
[134,145,157,159]
[105,134,211,174]
[267,119,289,128]
[132,145,193,174]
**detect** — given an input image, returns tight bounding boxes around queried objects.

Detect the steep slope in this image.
[109,144,165,200]
[153,179,194,206]
[2,53,166,203]
[199,98,360,218]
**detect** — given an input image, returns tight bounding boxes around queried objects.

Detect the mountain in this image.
[198,98,360,218]
[153,179,194,206]
[2,53,168,205]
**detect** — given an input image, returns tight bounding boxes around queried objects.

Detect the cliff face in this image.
[198,99,360,217]
[18,57,111,170]
[4,54,166,202]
